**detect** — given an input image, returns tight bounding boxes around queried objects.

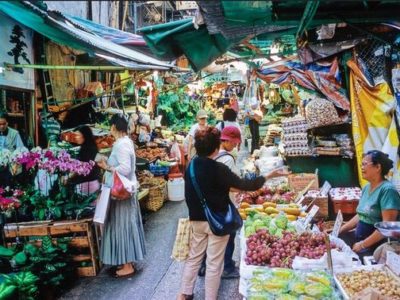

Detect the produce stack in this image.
[281,116,311,157]
[330,187,361,215]
[263,124,283,146]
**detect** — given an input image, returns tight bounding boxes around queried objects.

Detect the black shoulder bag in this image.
[189,159,243,236]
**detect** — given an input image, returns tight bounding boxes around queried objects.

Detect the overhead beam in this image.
[296,1,320,38]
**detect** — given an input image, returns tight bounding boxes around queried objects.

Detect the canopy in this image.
[139,18,234,72]
[0,1,173,70]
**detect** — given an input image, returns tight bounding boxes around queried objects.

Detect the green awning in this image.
[139,19,235,72]
[0,1,93,54]
[0,1,173,70]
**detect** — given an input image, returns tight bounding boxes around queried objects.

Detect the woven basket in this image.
[141,177,167,212]
[303,196,329,220]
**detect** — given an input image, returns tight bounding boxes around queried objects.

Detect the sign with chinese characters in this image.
[0,12,34,90]
[176,1,198,10]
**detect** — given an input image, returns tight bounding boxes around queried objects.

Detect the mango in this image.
[282,207,301,216]
[240,202,250,209]
[300,212,307,217]
[245,208,255,213]
[270,213,277,218]
[239,212,247,220]
[255,207,264,212]
[286,214,297,221]
[265,207,279,214]
[262,201,277,208]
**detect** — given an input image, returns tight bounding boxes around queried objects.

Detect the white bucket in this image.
[167,177,185,201]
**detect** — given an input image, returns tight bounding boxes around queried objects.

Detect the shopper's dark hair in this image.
[77,125,97,150]
[110,113,128,133]
[365,150,393,177]
[194,127,220,157]
[223,108,237,122]
[0,111,9,121]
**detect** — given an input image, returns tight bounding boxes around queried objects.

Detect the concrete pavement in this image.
[60,200,243,300]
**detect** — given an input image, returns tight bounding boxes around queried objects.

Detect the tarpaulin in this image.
[139,18,233,72]
[348,59,400,188]
[256,57,350,110]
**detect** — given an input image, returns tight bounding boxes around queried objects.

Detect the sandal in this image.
[113,267,141,279]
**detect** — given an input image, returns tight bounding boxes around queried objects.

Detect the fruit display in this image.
[246,268,336,300]
[329,187,361,201]
[244,212,297,238]
[237,183,297,205]
[239,203,305,221]
[336,269,400,299]
[95,135,115,149]
[244,230,336,268]
[136,147,168,161]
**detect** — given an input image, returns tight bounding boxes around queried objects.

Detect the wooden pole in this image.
[5,64,128,71]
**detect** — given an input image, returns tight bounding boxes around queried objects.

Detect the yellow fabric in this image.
[348,59,399,187]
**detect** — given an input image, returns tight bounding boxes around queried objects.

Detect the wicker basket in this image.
[303,196,329,220]
[141,177,167,212]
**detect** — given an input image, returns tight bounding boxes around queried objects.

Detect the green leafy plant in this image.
[27,236,74,287]
[0,271,38,300]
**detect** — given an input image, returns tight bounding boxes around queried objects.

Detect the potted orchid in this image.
[0,187,23,224]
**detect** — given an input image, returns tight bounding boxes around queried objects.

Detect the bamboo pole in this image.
[5,64,128,71]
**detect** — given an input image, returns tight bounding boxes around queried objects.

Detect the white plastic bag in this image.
[94,186,111,224]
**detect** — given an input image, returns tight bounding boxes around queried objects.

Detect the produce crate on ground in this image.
[3,219,100,277]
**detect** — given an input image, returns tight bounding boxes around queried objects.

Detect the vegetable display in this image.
[336,269,400,299]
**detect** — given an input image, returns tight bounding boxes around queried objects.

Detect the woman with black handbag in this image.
[178,127,289,300]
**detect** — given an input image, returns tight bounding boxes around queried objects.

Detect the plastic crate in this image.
[149,163,169,176]
[332,199,358,214]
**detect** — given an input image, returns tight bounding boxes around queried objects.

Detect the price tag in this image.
[320,181,332,196]
[387,251,400,276]
[331,210,343,237]
[303,205,319,228]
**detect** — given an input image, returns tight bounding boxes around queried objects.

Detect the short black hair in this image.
[110,113,128,133]
[223,108,237,122]
[365,150,394,177]
[194,127,220,157]
[0,111,9,121]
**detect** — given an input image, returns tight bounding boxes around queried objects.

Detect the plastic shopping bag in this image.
[94,186,111,224]
[171,218,192,261]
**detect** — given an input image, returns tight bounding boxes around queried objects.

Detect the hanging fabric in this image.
[348,59,399,189]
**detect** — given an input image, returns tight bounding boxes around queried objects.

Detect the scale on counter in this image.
[375,221,400,243]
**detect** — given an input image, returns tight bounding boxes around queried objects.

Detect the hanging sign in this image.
[331,210,343,237]
[0,12,34,90]
[176,1,198,10]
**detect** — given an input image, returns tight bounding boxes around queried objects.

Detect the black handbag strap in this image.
[189,159,207,209]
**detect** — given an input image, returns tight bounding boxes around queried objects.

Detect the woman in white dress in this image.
[97,113,146,278]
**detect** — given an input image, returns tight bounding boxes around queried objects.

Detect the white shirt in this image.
[215,121,242,136]
[188,123,200,137]
[215,149,239,204]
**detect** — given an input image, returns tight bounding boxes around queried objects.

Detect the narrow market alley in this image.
[60,200,242,300]
[61,147,249,300]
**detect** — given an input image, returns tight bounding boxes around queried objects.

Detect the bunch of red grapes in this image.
[244,230,336,268]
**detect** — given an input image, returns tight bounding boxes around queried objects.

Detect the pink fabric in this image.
[75,180,100,195]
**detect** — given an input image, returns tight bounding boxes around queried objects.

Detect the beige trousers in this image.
[180,221,230,300]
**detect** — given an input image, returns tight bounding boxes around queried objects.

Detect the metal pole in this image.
[133,2,137,34]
